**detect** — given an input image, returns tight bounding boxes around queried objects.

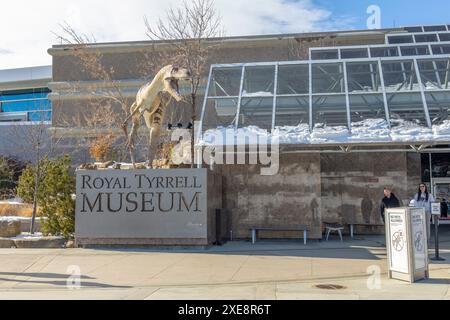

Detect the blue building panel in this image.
[0,89,51,122]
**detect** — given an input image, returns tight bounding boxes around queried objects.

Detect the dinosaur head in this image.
[163,65,191,102]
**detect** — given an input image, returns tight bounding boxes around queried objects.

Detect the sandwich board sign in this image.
[386,207,429,283]
[431,203,441,216]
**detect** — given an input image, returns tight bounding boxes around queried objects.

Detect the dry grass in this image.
[0,203,37,217]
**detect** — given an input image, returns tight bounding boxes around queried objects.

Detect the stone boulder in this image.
[19,218,42,233]
[0,220,21,237]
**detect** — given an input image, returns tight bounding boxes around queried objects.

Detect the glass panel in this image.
[277,64,309,95]
[425,92,450,125]
[340,48,368,59]
[386,92,428,127]
[207,67,242,97]
[417,59,450,90]
[312,95,347,127]
[370,47,399,58]
[388,35,414,44]
[381,61,419,92]
[346,62,381,93]
[275,96,309,127]
[238,97,273,130]
[312,63,345,94]
[0,113,27,122]
[1,100,51,113]
[400,46,429,56]
[424,25,447,32]
[431,154,450,178]
[414,34,438,43]
[405,26,423,33]
[202,98,238,130]
[432,44,450,55]
[349,94,386,123]
[0,92,48,101]
[311,50,339,60]
[439,33,450,42]
[242,66,275,96]
[28,111,52,122]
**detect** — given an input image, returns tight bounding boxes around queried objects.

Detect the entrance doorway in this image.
[421,152,450,223]
[433,178,450,221]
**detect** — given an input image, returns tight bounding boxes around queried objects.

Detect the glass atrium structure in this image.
[200,25,450,146]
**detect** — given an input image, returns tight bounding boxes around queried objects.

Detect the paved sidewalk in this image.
[0,236,449,300]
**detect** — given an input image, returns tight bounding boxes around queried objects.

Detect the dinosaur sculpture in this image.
[122,65,191,165]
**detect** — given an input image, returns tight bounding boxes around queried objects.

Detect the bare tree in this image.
[287,36,337,60]
[9,103,62,234]
[145,0,224,167]
[53,23,164,163]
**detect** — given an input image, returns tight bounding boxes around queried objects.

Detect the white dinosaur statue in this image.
[122,65,191,165]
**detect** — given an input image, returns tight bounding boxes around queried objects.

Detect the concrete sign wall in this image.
[75,169,209,245]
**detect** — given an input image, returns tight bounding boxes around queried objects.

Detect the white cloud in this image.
[0,0,352,70]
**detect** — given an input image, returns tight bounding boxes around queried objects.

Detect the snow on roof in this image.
[199,119,450,146]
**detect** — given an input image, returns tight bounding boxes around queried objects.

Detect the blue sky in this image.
[313,0,450,30]
[0,0,449,69]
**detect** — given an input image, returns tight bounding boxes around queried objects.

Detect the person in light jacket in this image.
[412,183,435,240]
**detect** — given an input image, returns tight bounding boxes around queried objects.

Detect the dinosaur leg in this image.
[122,102,138,137]
[143,104,164,165]
[128,112,141,166]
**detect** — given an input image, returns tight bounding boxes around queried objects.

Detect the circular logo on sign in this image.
[414,231,423,252]
[392,231,404,251]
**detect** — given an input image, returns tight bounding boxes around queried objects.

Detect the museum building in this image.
[3,24,450,240]
[0,66,52,161]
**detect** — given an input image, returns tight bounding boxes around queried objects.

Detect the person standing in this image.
[412,183,435,240]
[380,187,401,224]
[440,198,448,218]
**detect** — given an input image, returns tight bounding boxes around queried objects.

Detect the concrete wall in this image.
[320,153,408,228]
[220,153,322,239]
[219,152,422,240]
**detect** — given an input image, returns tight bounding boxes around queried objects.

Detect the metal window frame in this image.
[310,40,450,61]
[199,51,450,145]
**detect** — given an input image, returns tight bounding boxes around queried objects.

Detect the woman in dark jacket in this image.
[380,187,401,223]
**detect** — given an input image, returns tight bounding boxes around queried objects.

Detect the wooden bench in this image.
[249,226,308,245]
[432,217,450,225]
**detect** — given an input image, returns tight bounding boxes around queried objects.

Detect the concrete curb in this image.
[13,237,66,249]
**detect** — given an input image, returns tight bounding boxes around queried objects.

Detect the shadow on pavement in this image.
[87,237,388,261]
[0,276,131,289]
[0,272,94,280]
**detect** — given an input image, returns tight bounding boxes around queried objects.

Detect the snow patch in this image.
[433,120,450,138]
[349,119,391,142]
[11,232,44,240]
[0,216,31,222]
[241,90,273,97]
[272,124,310,144]
[0,198,25,205]
[310,125,349,143]
[199,118,450,146]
